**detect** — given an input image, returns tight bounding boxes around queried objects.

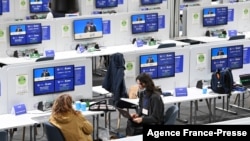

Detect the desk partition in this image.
[189,39,250,87]
[1,58,93,113]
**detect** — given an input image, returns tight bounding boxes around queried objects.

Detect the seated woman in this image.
[126,73,164,136]
[49,94,93,141]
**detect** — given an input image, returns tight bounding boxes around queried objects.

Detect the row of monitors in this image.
[9,13,159,46]
[140,52,175,79]
[211,45,243,72]
[33,65,75,96]
[29,0,163,13]
[203,6,228,27]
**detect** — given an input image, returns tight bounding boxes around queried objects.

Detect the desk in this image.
[188,36,228,43]
[121,87,225,124]
[113,135,142,141]
[0,110,104,141]
[0,40,187,65]
[208,117,250,125]
[30,110,104,141]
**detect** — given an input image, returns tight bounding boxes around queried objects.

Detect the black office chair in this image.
[0,130,8,141]
[43,122,65,141]
[164,105,179,125]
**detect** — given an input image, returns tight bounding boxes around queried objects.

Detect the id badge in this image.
[142,108,148,115]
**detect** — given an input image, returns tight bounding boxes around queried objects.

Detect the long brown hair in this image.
[52,94,78,115]
[136,73,156,94]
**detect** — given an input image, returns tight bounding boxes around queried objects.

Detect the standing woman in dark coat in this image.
[126,73,164,136]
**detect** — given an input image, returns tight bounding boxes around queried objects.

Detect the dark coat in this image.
[102,53,128,104]
[138,90,164,124]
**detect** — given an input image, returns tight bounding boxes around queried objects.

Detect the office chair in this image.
[0,130,8,141]
[43,122,65,141]
[164,105,179,125]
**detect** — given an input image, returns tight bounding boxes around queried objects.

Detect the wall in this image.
[1,57,92,113]
[189,39,250,87]
[0,9,170,57]
[182,2,250,37]
[124,46,190,92]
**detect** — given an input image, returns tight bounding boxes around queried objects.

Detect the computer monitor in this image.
[73,18,103,40]
[131,13,158,34]
[211,45,243,72]
[141,0,163,5]
[139,54,158,79]
[33,65,75,96]
[9,23,42,46]
[203,7,228,27]
[0,0,2,15]
[29,0,50,13]
[95,0,118,8]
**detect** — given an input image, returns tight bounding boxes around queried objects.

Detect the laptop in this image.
[116,107,132,119]
[239,74,250,88]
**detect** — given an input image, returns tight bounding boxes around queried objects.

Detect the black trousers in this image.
[126,119,143,136]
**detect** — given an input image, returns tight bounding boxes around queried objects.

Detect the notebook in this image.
[239,74,250,88]
[116,107,132,119]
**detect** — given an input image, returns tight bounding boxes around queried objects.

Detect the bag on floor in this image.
[210,68,234,96]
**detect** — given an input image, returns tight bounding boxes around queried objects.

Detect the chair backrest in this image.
[164,105,179,125]
[0,131,8,141]
[43,122,65,141]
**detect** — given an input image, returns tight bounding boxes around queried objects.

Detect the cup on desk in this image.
[75,101,81,111]
[80,102,86,111]
[202,87,208,94]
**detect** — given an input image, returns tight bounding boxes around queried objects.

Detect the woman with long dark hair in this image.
[126,73,164,136]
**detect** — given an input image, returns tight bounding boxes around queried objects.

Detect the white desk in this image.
[121,87,225,124]
[208,117,250,125]
[0,40,186,65]
[0,110,104,141]
[188,36,228,43]
[113,135,142,141]
[92,85,111,95]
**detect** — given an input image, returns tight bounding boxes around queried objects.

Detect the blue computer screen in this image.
[141,0,162,5]
[73,18,103,39]
[29,0,50,13]
[211,45,243,72]
[33,65,75,96]
[0,0,2,15]
[131,13,158,34]
[9,23,42,46]
[203,7,228,27]
[140,52,175,79]
[95,0,118,8]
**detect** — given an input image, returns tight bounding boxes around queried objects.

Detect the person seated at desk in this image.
[49,94,93,141]
[126,73,164,136]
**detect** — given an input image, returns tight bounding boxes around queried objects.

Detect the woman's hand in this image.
[133,117,142,124]
[130,113,139,118]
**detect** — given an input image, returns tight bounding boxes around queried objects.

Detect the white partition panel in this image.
[183,2,250,37]
[0,68,8,114]
[4,57,92,113]
[189,39,250,87]
[124,46,190,92]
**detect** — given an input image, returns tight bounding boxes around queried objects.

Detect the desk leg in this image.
[9,129,14,141]
[215,96,237,115]
[96,115,99,141]
[176,103,188,123]
[190,101,193,124]
[205,99,212,123]
[213,98,216,122]
[194,100,198,124]
[229,92,250,112]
